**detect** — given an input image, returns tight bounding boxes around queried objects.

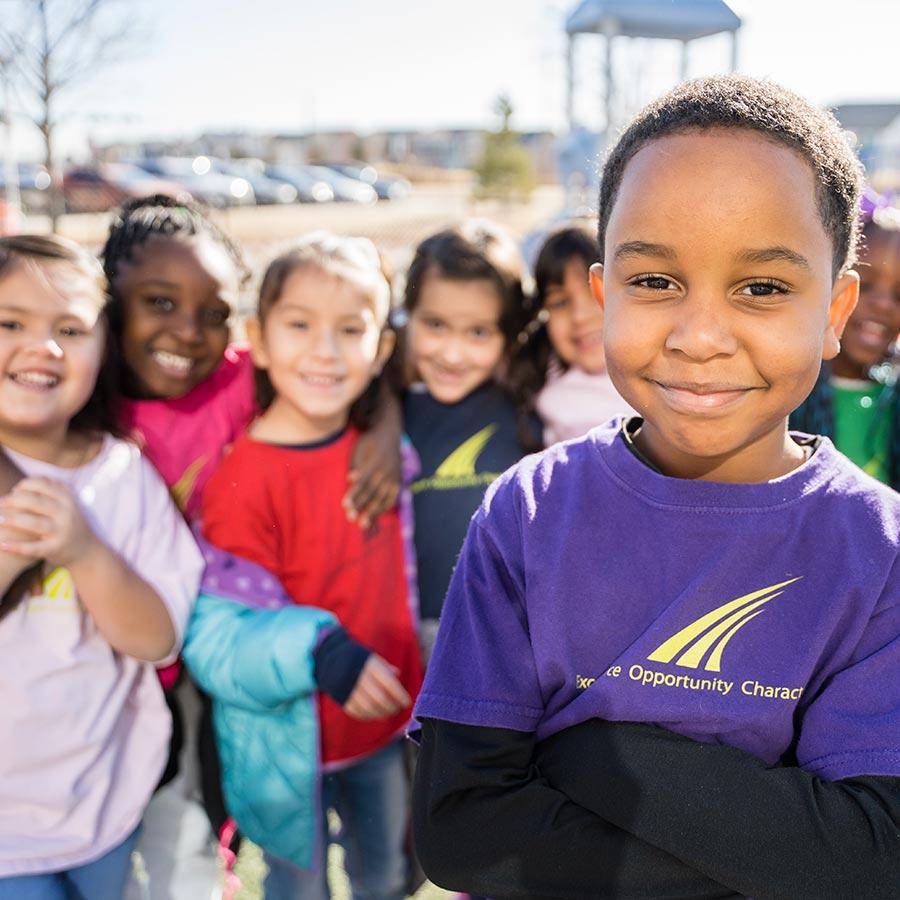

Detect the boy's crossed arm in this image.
[416,715,900,900]
[536,719,900,900]
[414,716,741,900]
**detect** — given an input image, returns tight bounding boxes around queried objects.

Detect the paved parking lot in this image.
[33,182,567,272]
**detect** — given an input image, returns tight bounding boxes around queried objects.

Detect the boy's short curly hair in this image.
[597,74,865,278]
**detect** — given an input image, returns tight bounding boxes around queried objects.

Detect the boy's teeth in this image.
[152,351,193,372]
[304,374,339,384]
[12,372,58,386]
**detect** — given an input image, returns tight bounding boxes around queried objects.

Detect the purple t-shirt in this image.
[415,420,900,782]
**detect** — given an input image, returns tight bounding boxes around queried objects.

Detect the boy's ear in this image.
[822,271,860,361]
[374,328,396,374]
[245,318,269,369]
[589,263,605,310]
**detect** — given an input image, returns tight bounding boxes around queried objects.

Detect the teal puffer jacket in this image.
[183,592,336,869]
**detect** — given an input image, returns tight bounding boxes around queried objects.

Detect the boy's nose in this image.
[665,295,739,360]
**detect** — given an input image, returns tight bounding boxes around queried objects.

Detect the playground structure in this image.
[557,0,742,213]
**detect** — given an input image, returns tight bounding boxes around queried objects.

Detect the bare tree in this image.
[0,0,140,229]
[474,94,537,204]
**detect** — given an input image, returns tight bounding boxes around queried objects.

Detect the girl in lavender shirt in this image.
[0,235,202,899]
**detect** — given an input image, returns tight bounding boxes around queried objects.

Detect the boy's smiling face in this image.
[595,128,859,483]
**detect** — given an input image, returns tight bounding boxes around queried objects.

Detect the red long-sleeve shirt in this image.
[202,427,422,766]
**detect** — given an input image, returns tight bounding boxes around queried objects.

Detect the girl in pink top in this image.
[0,235,202,897]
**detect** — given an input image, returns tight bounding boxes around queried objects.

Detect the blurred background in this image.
[1,0,898,265]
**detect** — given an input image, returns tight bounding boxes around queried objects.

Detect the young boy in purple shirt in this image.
[412,75,900,900]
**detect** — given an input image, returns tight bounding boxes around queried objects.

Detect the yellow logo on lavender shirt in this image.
[22,566,78,613]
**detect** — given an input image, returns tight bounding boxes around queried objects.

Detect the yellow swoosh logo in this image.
[648,577,801,672]
[434,426,498,479]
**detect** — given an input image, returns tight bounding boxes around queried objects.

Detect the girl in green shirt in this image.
[792,192,900,485]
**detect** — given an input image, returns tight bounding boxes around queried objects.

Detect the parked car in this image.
[326,162,411,201]
[130,156,254,208]
[207,157,298,205]
[62,162,188,213]
[301,164,378,204]
[0,162,52,214]
[265,164,334,204]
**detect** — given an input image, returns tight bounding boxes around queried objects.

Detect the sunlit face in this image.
[407,275,505,404]
[831,227,900,379]
[596,129,858,483]
[0,260,106,450]
[249,266,392,443]
[544,256,606,373]
[115,235,239,399]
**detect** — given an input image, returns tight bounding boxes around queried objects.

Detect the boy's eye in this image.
[288,320,309,330]
[58,326,87,337]
[736,280,788,298]
[632,275,678,291]
[0,320,21,331]
[470,326,497,339]
[422,317,444,331]
[342,325,365,337]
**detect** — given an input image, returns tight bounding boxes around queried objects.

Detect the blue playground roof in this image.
[566,0,742,41]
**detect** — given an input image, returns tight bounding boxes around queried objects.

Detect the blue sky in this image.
[6,0,899,160]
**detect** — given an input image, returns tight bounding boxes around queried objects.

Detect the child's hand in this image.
[0,477,98,567]
[0,452,42,604]
[0,522,38,596]
[343,653,411,721]
[344,422,402,529]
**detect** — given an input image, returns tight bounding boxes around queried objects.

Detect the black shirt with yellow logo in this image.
[404,381,537,621]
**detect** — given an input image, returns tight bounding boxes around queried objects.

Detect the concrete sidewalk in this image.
[125,680,221,900]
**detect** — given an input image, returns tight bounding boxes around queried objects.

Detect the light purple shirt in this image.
[0,436,203,875]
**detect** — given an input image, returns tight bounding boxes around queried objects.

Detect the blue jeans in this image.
[264,740,409,900]
[0,827,140,900]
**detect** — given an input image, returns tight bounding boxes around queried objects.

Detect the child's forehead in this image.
[624,127,811,187]
[281,264,387,321]
[131,231,229,264]
[608,129,830,266]
[1,258,104,321]
[126,233,238,285]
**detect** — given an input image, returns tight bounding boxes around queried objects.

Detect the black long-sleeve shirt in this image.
[413,717,900,900]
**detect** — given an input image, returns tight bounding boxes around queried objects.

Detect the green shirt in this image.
[831,376,891,483]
